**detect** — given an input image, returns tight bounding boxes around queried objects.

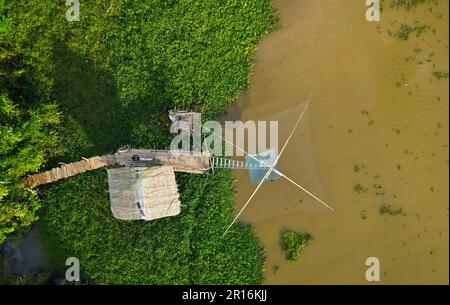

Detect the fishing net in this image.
[221,98,330,222]
[245,149,282,184]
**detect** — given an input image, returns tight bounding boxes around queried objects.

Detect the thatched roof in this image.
[107,166,181,221]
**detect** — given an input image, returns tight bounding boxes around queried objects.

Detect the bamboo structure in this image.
[24,155,117,188]
[168,110,199,132]
[24,149,211,188]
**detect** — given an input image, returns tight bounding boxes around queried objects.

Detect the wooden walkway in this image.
[24,149,211,187]
[24,156,117,187]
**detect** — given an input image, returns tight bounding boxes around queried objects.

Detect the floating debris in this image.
[272,265,280,274]
[354,184,368,194]
[379,204,404,216]
[361,210,368,220]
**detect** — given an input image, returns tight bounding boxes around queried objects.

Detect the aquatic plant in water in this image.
[392,23,430,40]
[281,231,313,262]
[391,0,437,10]
[432,71,449,80]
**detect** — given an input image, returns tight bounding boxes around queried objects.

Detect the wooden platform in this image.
[112,149,210,174]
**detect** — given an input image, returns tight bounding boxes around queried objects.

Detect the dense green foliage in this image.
[39,170,264,284]
[1,0,275,283]
[281,231,313,262]
[0,94,60,244]
[1,1,61,243]
[2,0,277,160]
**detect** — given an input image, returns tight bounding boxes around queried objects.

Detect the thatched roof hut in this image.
[107,166,181,221]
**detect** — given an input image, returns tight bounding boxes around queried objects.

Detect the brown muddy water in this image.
[223,0,449,284]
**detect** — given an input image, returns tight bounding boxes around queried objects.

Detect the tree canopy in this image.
[0,94,60,244]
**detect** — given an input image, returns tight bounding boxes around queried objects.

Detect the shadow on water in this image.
[0,225,51,284]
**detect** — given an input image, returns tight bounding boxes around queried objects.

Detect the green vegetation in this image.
[39,170,264,284]
[391,0,438,10]
[432,70,449,80]
[281,231,313,262]
[0,0,276,284]
[391,23,430,40]
[0,94,60,244]
[391,0,425,9]
[1,2,62,243]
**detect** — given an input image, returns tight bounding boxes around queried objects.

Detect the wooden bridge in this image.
[24,149,211,188]
[24,147,275,188]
